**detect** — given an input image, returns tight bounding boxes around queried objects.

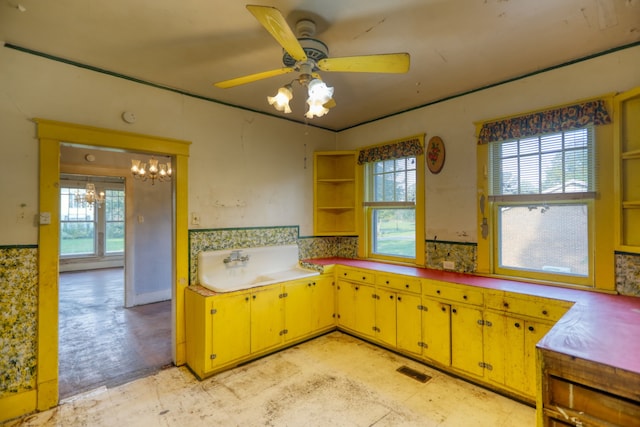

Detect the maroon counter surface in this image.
[305,257,640,377]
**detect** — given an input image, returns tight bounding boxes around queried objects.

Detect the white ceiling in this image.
[2,0,638,131]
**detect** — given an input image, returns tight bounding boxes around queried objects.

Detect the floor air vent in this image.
[397,366,431,383]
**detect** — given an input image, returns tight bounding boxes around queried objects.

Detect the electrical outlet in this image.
[443,260,455,270]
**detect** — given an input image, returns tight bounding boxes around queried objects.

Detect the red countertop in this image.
[305,257,640,375]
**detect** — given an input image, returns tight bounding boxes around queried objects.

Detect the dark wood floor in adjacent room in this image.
[58,268,172,399]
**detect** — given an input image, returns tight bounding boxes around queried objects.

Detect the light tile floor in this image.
[6,332,535,426]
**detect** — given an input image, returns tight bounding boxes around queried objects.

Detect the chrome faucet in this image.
[223,250,250,264]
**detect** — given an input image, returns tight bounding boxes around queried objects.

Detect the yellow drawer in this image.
[336,266,375,285]
[486,293,571,321]
[422,280,483,306]
[376,273,422,293]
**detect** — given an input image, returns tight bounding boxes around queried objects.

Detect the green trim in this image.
[6,41,638,132]
[425,239,477,247]
[615,250,640,257]
[339,41,640,132]
[189,225,299,236]
[3,43,329,131]
[0,244,38,249]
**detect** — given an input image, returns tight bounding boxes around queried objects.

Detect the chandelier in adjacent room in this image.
[75,183,105,209]
[131,157,172,184]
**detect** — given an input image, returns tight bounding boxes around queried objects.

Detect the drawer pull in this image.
[436,290,441,294]
[528,326,535,332]
[355,286,359,290]
[452,308,457,314]
[441,307,446,312]
[343,272,347,276]
[397,296,402,302]
[389,295,394,300]
[503,302,509,308]
[514,322,520,328]
[362,276,366,280]
[542,310,548,316]
[405,284,409,288]
[463,295,468,300]
[386,280,390,284]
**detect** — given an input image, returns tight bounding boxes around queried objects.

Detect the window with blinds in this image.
[489,127,595,200]
[488,127,595,282]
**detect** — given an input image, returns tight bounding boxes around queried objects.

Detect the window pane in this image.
[105,189,125,254]
[60,222,95,256]
[498,204,588,276]
[372,208,415,258]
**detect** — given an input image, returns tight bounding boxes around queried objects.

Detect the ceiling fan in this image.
[214,5,410,118]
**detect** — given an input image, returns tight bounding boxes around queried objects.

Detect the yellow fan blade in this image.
[317,53,410,73]
[214,68,295,89]
[246,5,307,62]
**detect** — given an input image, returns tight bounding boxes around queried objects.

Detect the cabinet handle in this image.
[528,326,535,332]
[441,307,446,312]
[405,284,409,288]
[245,297,249,301]
[514,322,520,328]
[463,295,468,300]
[436,290,441,294]
[308,283,312,287]
[503,302,509,308]
[362,276,366,280]
[386,280,390,284]
[452,308,457,314]
[542,310,548,316]
[398,296,402,302]
[252,295,256,300]
[355,286,359,290]
[389,295,394,300]
[343,272,347,276]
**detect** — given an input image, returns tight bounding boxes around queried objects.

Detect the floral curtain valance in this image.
[477,99,611,145]
[357,134,424,165]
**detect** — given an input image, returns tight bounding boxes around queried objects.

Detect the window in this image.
[489,128,594,282]
[60,178,125,258]
[365,156,418,261]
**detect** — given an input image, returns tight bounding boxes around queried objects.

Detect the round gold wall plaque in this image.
[427,136,445,174]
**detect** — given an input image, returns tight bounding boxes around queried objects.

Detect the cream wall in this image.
[337,45,640,243]
[0,46,336,246]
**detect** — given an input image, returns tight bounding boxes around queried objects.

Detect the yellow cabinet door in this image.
[336,279,357,330]
[209,291,251,370]
[482,311,508,387]
[375,288,397,347]
[354,283,376,337]
[451,304,484,377]
[396,292,422,355]
[311,275,335,331]
[250,285,283,353]
[283,279,313,342]
[421,298,451,366]
[523,320,551,397]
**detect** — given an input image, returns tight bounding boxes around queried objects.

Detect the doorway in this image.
[36,119,190,410]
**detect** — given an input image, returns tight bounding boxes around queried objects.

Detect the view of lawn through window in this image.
[369,157,416,259]
[60,184,125,257]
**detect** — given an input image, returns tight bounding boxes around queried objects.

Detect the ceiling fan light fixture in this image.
[267,84,293,114]
[305,78,334,119]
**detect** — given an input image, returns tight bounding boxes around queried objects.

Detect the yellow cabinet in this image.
[396,292,422,355]
[284,279,313,341]
[450,303,484,377]
[375,288,397,347]
[614,87,640,252]
[336,279,376,337]
[250,285,284,353]
[185,287,251,379]
[420,297,451,366]
[284,275,335,342]
[313,151,358,235]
